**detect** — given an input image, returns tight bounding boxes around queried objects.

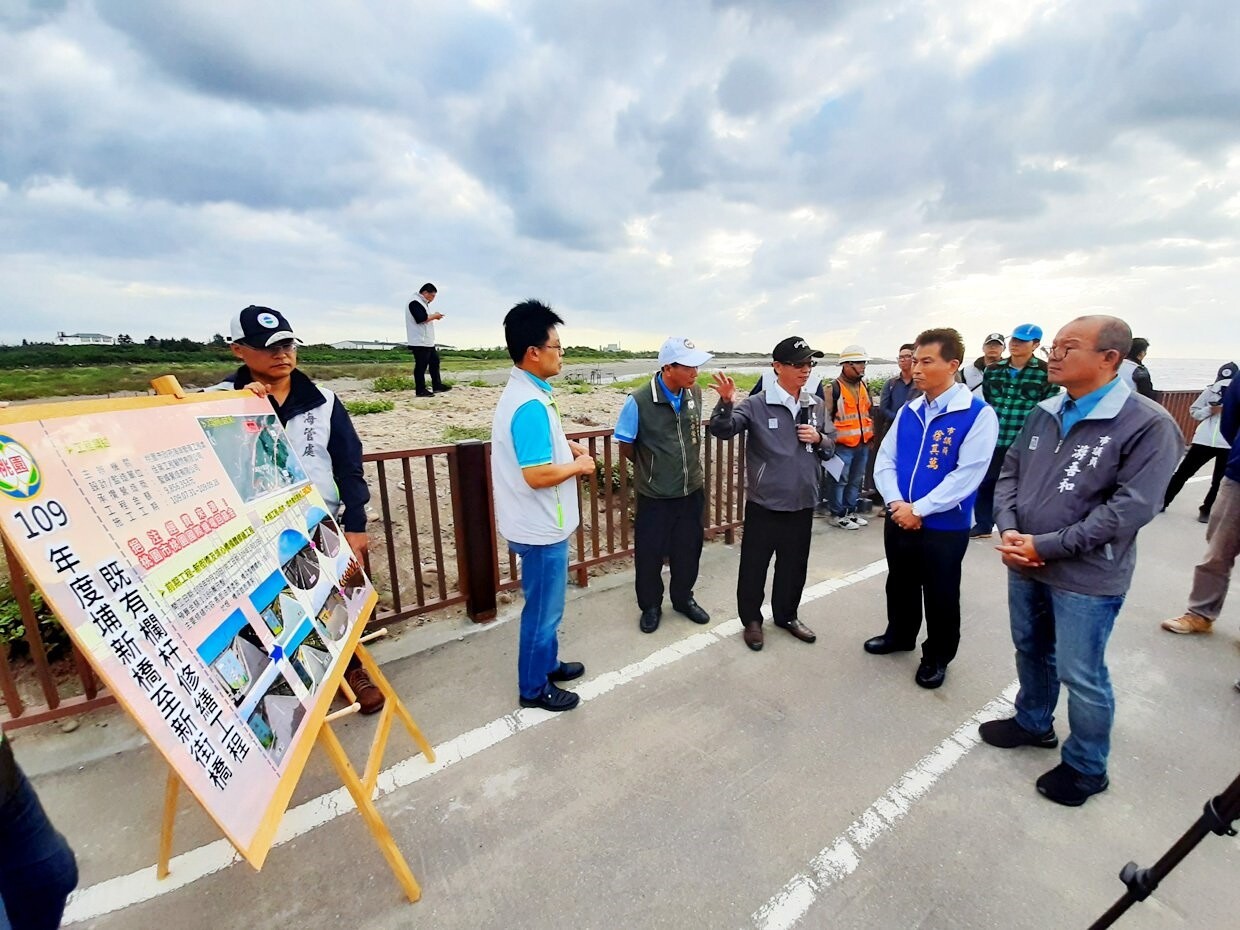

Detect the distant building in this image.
[56,332,115,346]
[330,339,406,351]
[601,343,621,352]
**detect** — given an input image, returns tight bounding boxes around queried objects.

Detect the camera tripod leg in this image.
[1088,772,1240,929]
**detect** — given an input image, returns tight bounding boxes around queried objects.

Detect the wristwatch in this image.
[910,503,922,519]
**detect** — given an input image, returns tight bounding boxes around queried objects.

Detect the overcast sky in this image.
[2,0,1237,357]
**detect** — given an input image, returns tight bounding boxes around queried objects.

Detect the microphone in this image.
[797,393,816,452]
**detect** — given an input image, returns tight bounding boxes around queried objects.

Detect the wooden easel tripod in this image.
[157,633,436,902]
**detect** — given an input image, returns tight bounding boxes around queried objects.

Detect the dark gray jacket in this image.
[709,384,836,512]
[994,379,1181,595]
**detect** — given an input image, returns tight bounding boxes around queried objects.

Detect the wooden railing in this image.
[1,426,747,730]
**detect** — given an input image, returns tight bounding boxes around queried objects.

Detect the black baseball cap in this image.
[229,306,300,348]
[773,336,824,364]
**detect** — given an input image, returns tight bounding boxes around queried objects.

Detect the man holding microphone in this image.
[709,337,837,651]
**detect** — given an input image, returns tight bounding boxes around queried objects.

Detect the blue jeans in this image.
[510,539,569,700]
[1008,573,1124,777]
[826,444,869,516]
[0,761,78,930]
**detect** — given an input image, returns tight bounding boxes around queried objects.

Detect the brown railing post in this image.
[455,440,498,622]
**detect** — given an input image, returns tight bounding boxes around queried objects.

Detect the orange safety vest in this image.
[832,380,874,447]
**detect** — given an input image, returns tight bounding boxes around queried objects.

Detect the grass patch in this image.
[442,425,491,442]
[372,375,417,393]
[467,379,489,387]
[344,399,395,416]
[609,371,762,394]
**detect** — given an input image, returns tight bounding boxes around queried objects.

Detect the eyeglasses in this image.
[779,360,817,370]
[252,340,297,356]
[1047,343,1106,361]
[538,342,565,354]
[897,354,914,361]
[842,361,866,367]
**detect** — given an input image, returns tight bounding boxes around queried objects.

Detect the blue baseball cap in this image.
[1010,323,1042,342]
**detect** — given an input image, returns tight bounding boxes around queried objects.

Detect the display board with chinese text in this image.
[0,391,377,867]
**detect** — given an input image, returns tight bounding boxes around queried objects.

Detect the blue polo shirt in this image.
[1059,377,1120,434]
[511,372,557,467]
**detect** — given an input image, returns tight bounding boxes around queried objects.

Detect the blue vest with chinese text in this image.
[894,397,987,531]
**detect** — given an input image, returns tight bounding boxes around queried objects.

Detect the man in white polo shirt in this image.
[490,300,596,711]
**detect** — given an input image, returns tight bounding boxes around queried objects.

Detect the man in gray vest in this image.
[614,337,714,633]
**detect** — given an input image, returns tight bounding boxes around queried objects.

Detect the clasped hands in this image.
[995,530,1044,568]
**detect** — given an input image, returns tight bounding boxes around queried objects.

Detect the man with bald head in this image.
[980,315,1181,807]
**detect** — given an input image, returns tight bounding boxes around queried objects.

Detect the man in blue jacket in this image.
[0,732,77,929]
[867,329,998,689]
[982,315,1181,807]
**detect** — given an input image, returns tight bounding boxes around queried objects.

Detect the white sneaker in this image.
[846,513,869,527]
[832,515,862,530]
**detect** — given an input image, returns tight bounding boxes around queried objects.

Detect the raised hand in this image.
[710,371,737,405]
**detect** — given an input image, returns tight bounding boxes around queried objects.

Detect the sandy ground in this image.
[331,357,773,452]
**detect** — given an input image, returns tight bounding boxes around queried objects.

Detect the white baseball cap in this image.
[658,337,712,368]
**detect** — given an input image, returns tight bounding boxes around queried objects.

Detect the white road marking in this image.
[751,681,1021,930]
[63,560,890,924]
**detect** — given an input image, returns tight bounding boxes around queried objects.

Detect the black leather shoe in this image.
[519,684,580,712]
[864,635,916,655]
[549,661,584,682]
[415,390,434,397]
[673,599,710,624]
[914,660,946,689]
[432,384,453,392]
[639,607,661,634]
[773,618,816,643]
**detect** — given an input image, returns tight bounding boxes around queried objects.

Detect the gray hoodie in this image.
[709,383,836,512]
[994,378,1181,596]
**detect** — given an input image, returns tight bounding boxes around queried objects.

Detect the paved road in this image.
[12,484,1240,929]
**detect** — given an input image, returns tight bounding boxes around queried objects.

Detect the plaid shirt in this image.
[983,357,1056,448]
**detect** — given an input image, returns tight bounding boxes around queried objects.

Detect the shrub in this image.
[0,582,70,658]
[443,425,491,442]
[594,456,635,491]
[373,375,417,392]
[344,399,395,416]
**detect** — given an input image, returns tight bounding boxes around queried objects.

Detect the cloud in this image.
[0,0,1238,361]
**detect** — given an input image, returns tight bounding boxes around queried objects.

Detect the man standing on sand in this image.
[865,328,998,689]
[708,337,836,651]
[405,282,451,397]
[981,315,1180,807]
[490,300,595,712]
[614,337,714,634]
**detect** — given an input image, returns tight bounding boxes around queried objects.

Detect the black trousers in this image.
[634,490,705,610]
[411,346,443,392]
[883,519,969,665]
[737,502,814,626]
[1164,443,1228,512]
[970,447,1007,534]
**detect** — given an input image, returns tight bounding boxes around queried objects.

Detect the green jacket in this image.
[983,357,1057,448]
[627,375,705,499]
